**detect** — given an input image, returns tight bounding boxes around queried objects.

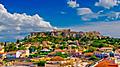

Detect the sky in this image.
[0,0,120,42]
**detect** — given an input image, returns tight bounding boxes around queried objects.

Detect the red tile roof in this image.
[95,59,118,67]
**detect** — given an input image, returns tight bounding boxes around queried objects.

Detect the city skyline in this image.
[0,0,120,42]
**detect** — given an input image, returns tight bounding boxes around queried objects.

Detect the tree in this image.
[89,55,99,61]
[18,44,26,50]
[55,52,69,58]
[29,46,37,53]
[36,61,46,66]
[88,46,96,52]
[59,43,67,49]
[91,41,108,48]
[4,43,17,52]
[16,39,20,43]
[37,45,43,52]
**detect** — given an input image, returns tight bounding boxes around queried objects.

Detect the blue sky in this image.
[0,0,120,42]
[0,0,99,26]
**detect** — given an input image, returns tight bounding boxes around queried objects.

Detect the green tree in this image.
[88,46,96,52]
[18,44,26,50]
[89,55,99,61]
[4,43,17,52]
[36,61,46,66]
[55,52,69,58]
[29,46,37,53]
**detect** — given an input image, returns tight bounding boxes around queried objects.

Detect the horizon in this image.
[0,0,120,42]
[1,28,119,42]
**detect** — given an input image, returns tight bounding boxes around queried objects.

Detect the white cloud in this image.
[67,0,79,8]
[0,4,7,12]
[81,13,99,21]
[106,12,120,19]
[60,11,67,14]
[70,21,120,38]
[118,1,120,3]
[95,0,120,9]
[77,8,93,15]
[0,4,55,40]
[77,8,99,21]
[77,7,120,21]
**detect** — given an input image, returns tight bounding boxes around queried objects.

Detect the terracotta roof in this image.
[95,59,118,67]
[100,47,113,49]
[0,48,2,51]
[49,52,56,55]
[13,62,33,65]
[0,52,5,54]
[79,51,83,53]
[84,53,93,56]
[7,51,17,54]
[51,56,64,61]
[0,62,3,65]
